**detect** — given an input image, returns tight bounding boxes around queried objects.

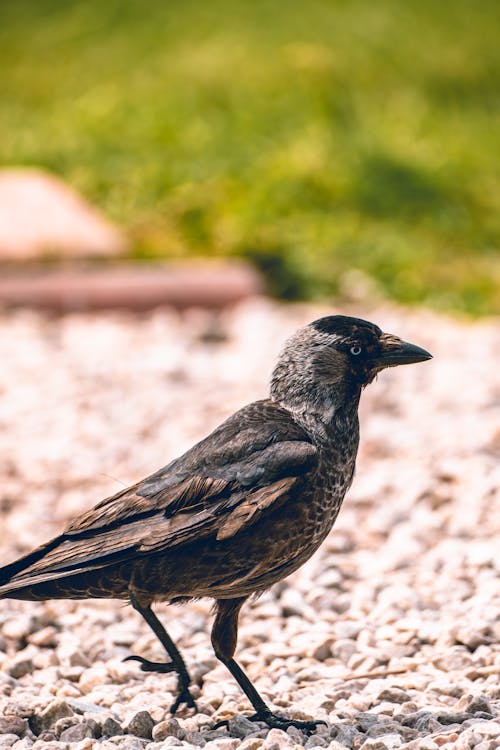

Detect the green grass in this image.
[1,0,499,314]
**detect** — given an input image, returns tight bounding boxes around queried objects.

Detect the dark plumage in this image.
[0,315,431,730]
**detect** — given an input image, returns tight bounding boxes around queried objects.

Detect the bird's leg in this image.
[211,598,326,734]
[125,593,197,714]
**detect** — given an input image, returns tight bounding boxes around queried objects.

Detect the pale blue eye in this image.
[350,345,362,356]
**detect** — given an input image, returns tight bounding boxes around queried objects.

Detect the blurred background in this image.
[1,0,499,314]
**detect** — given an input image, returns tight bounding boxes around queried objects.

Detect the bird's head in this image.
[270,315,432,416]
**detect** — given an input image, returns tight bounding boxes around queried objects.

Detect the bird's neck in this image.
[274,384,362,438]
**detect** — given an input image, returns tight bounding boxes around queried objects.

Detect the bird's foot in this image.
[214,711,326,734]
[247,711,327,734]
[124,656,197,714]
[123,654,176,674]
[170,683,198,715]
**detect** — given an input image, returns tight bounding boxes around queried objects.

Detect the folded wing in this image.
[0,400,318,595]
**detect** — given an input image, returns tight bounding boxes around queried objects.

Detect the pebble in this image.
[262,728,296,748]
[125,711,154,739]
[227,714,257,739]
[468,722,500,737]
[78,666,110,693]
[0,716,27,737]
[331,723,363,748]
[2,616,36,641]
[0,735,22,748]
[112,738,147,750]
[361,737,403,750]
[102,717,124,737]
[59,722,95,742]
[31,699,75,734]
[4,656,34,679]
[204,740,240,750]
[12,740,34,750]
[28,626,59,648]
[239,740,264,750]
[377,689,411,704]
[152,718,186,741]
[456,694,493,715]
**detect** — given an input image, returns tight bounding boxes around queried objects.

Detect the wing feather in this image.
[0,400,318,595]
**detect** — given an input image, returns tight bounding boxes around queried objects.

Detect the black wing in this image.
[0,400,317,593]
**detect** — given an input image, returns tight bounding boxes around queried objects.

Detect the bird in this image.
[0,315,431,732]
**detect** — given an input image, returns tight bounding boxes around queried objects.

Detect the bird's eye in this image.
[350,345,362,356]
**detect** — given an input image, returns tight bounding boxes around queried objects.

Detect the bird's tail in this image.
[0,536,118,601]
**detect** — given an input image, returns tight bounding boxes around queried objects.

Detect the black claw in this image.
[212,719,230,730]
[123,655,176,673]
[170,685,198,715]
[124,655,197,714]
[248,711,327,734]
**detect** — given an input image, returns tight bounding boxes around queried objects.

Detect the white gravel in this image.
[0,300,498,750]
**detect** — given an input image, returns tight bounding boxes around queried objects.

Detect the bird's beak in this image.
[373,334,433,369]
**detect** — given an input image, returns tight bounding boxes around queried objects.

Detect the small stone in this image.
[54,716,80,736]
[331,639,358,663]
[456,694,492,715]
[287,726,306,742]
[112,738,146,750]
[101,717,123,737]
[11,740,34,750]
[432,732,459,745]
[239,739,264,750]
[78,666,109,693]
[377,688,410,704]
[262,728,295,748]
[28,626,59,648]
[74,741,95,750]
[125,711,154,739]
[203,730,235,742]
[31,699,75,734]
[5,656,34,679]
[227,714,257,739]
[414,715,443,733]
[2,616,35,641]
[0,716,28,737]
[0,672,17,695]
[184,730,206,746]
[84,718,101,738]
[360,737,402,750]
[469,722,500,737]
[432,649,473,672]
[59,723,94,742]
[35,732,58,742]
[305,734,328,748]
[33,743,69,750]
[151,718,185,741]
[69,700,109,716]
[0,735,21,748]
[205,740,240,750]
[436,712,470,725]
[354,712,379,731]
[332,723,363,748]
[368,723,410,739]
[67,650,91,669]
[280,587,308,618]
[401,740,438,750]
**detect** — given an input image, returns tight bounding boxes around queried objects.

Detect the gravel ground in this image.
[0,300,498,750]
